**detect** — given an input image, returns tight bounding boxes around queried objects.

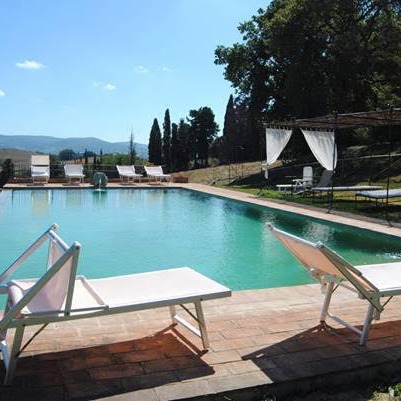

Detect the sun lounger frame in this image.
[268,224,401,346]
[116,165,142,183]
[0,225,231,384]
[144,166,171,183]
[31,155,50,184]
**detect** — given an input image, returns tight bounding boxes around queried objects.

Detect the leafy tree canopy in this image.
[215,0,401,157]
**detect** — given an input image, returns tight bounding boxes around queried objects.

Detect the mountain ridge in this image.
[0,134,148,158]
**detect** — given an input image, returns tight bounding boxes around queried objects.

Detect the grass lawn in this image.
[217,182,401,223]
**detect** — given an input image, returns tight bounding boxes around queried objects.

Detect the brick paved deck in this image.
[1,284,401,401]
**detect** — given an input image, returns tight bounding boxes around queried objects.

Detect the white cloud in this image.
[134,65,149,74]
[162,66,172,72]
[0,90,5,97]
[105,83,116,91]
[15,60,45,70]
[92,81,116,92]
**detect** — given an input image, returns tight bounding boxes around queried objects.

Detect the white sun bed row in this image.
[0,225,231,384]
[116,165,171,183]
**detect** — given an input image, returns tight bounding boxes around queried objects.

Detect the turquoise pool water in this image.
[0,188,400,290]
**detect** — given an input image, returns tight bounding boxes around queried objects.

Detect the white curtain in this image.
[263,128,292,178]
[301,129,337,171]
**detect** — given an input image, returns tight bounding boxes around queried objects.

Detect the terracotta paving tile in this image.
[155,380,215,401]
[221,327,265,340]
[175,364,230,382]
[142,358,183,374]
[224,360,262,375]
[65,379,123,400]
[208,371,272,393]
[114,349,164,363]
[201,350,242,365]
[211,337,255,352]
[96,388,159,401]
[90,363,144,380]
[121,371,178,391]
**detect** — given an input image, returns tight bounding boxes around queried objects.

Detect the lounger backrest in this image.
[268,224,378,295]
[303,166,313,186]
[269,225,343,280]
[5,229,80,318]
[316,170,333,187]
[116,165,136,174]
[64,164,84,175]
[145,166,163,175]
[31,155,50,166]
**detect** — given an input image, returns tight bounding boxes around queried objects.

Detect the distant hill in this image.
[0,134,148,158]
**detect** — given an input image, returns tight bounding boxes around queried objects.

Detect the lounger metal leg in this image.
[194,301,209,349]
[320,282,334,323]
[360,303,375,346]
[4,325,25,385]
[169,305,177,324]
[169,302,210,349]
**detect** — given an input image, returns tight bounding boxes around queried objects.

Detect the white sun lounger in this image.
[116,165,142,183]
[144,166,171,183]
[268,224,401,346]
[0,225,231,384]
[355,189,401,201]
[31,155,50,184]
[64,164,85,184]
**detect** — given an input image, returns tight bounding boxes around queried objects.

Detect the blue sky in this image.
[0,0,268,145]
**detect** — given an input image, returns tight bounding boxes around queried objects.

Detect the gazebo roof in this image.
[264,109,401,129]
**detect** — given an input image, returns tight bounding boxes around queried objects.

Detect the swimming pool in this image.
[0,188,400,290]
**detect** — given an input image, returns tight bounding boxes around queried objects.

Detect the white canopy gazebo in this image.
[263,109,401,220]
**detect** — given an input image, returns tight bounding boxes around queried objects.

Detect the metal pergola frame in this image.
[264,109,401,223]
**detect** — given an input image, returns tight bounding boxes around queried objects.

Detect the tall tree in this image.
[0,159,14,187]
[162,109,172,171]
[215,0,401,159]
[220,94,242,163]
[148,118,162,164]
[177,119,191,170]
[188,107,219,168]
[170,122,180,171]
[128,129,137,165]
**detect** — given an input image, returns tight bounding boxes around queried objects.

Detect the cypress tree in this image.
[129,129,136,165]
[170,122,179,171]
[162,109,171,171]
[148,118,162,164]
[177,119,192,170]
[222,95,239,163]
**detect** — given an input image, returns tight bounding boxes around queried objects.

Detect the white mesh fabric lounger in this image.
[144,166,171,183]
[268,223,401,346]
[313,185,382,194]
[31,155,50,184]
[0,225,231,384]
[355,188,401,200]
[64,164,85,184]
[116,165,142,183]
